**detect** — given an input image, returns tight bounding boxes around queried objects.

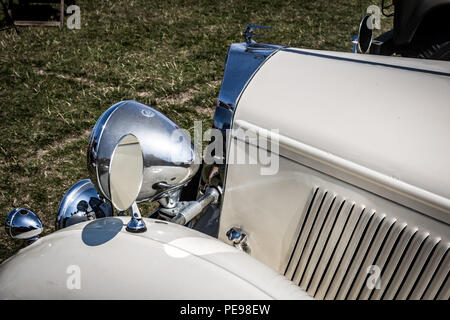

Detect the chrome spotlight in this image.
[56,179,113,230]
[87,100,200,206]
[5,208,43,244]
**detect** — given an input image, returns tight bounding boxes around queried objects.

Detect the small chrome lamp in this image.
[55,179,113,230]
[5,208,43,244]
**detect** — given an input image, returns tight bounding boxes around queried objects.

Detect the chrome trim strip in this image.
[87,101,125,198]
[198,42,282,236]
[233,119,450,224]
[214,42,284,131]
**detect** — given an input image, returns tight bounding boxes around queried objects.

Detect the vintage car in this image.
[1,25,449,300]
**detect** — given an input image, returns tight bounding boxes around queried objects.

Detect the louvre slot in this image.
[288,188,449,300]
[347,217,397,300]
[382,231,429,299]
[285,189,327,279]
[410,243,450,300]
[370,227,418,299]
[436,272,449,300]
[284,187,319,276]
[324,208,376,300]
[292,194,337,287]
[306,201,354,297]
[336,213,386,300]
[300,197,346,291]
[314,204,365,300]
[396,236,441,300]
[408,243,449,300]
[359,221,407,300]
[422,249,450,299]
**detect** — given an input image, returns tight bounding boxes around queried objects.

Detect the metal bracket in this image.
[226,227,251,254]
[350,35,358,53]
[171,187,220,225]
[126,202,147,233]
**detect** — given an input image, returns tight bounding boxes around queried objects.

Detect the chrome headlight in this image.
[87,100,200,206]
[56,179,112,230]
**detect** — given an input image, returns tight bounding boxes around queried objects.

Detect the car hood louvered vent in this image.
[284,187,450,300]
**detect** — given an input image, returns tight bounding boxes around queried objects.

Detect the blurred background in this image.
[0,0,391,262]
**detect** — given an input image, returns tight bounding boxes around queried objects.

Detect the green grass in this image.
[0,0,392,262]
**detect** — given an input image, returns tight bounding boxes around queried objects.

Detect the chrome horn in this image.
[5,208,43,244]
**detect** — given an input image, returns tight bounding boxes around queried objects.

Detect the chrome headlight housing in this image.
[87,100,200,206]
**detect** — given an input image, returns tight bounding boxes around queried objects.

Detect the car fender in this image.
[0,217,310,300]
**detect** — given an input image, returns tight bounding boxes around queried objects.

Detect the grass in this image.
[0,0,392,263]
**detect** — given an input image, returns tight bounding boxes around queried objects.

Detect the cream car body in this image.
[0,217,308,299]
[1,40,449,300]
[217,46,450,300]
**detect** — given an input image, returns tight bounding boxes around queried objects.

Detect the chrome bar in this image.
[171,187,220,225]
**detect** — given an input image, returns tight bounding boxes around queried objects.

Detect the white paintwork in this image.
[233,48,450,221]
[219,140,450,274]
[0,217,310,300]
[219,48,450,273]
